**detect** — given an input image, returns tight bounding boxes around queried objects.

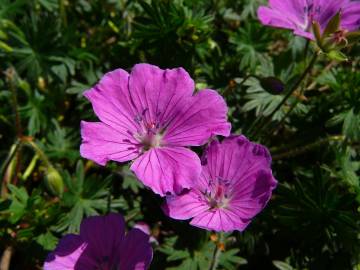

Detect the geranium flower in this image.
[80,64,230,196]
[44,213,152,270]
[163,136,277,232]
[257,0,360,39]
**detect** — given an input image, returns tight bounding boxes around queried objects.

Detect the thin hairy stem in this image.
[6,68,23,185]
[0,246,13,270]
[209,232,224,270]
[253,52,319,138]
[272,135,345,160]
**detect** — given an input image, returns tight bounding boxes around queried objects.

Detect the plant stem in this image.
[23,140,51,168]
[59,0,67,27]
[209,232,224,270]
[6,68,22,185]
[0,246,13,270]
[6,69,22,140]
[267,86,305,137]
[0,141,21,197]
[272,135,345,160]
[254,52,319,138]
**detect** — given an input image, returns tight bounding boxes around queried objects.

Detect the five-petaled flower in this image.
[257,0,360,40]
[44,213,152,270]
[80,64,230,196]
[163,136,277,232]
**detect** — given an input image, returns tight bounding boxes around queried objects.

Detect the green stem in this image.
[267,85,306,137]
[7,69,22,139]
[107,180,113,214]
[59,0,67,27]
[272,135,345,160]
[209,232,224,270]
[23,140,51,168]
[0,141,20,182]
[7,68,22,185]
[0,141,21,197]
[22,154,39,181]
[253,52,319,138]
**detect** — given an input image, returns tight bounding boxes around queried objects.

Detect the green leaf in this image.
[273,260,294,270]
[343,109,360,140]
[121,166,144,194]
[36,231,58,250]
[7,184,29,223]
[219,248,247,269]
[167,250,190,262]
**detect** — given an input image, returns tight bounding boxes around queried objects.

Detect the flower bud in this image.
[37,76,46,91]
[327,50,348,62]
[259,77,285,95]
[45,166,64,197]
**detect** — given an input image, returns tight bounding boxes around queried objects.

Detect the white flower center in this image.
[204,178,232,209]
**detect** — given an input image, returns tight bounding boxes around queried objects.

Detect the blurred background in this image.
[0,0,360,269]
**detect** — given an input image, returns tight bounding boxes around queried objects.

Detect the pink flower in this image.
[163,136,277,232]
[80,64,231,196]
[44,213,152,270]
[258,0,360,40]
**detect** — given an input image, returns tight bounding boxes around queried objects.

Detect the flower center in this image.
[204,177,232,209]
[140,131,163,151]
[97,256,119,270]
[131,109,165,152]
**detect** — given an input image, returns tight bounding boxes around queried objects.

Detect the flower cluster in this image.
[40,63,278,270]
[80,63,277,231]
[80,64,230,196]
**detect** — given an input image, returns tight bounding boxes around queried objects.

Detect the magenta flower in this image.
[258,0,360,39]
[163,136,277,232]
[44,213,152,270]
[80,64,231,196]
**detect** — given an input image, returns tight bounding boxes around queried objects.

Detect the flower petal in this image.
[128,63,195,124]
[131,147,201,196]
[163,190,209,220]
[191,135,276,232]
[80,121,139,166]
[202,136,273,186]
[80,213,125,266]
[258,6,297,30]
[230,170,277,220]
[118,228,153,270]
[83,68,138,134]
[189,209,250,232]
[342,1,360,31]
[44,235,90,270]
[163,89,231,146]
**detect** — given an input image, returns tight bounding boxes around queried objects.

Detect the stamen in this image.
[203,177,232,209]
[132,107,164,151]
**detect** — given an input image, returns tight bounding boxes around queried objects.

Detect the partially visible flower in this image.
[44,213,152,270]
[134,222,151,235]
[134,222,158,245]
[163,136,277,232]
[257,0,360,40]
[81,63,231,196]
